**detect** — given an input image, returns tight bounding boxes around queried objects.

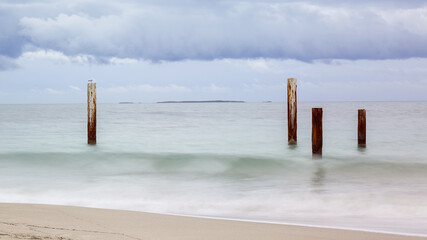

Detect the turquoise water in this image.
[0,102,426,235]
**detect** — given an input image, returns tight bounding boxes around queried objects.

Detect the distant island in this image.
[157,100,245,103]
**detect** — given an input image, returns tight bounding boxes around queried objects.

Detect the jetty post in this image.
[87,80,96,144]
[358,109,366,147]
[287,78,297,144]
[312,108,323,156]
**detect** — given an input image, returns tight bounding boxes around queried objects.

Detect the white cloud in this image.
[244,83,284,91]
[109,57,138,65]
[18,49,140,66]
[246,59,271,72]
[46,88,63,94]
[207,83,228,92]
[21,50,70,62]
[105,86,127,93]
[19,49,97,64]
[69,85,81,91]
[136,84,191,93]
[377,7,427,35]
[105,84,191,93]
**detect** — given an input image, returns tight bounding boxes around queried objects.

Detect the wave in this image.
[1,151,426,177]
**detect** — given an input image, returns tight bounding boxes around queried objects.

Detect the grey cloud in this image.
[2,0,427,66]
[0,9,22,70]
[0,10,26,58]
[0,56,18,71]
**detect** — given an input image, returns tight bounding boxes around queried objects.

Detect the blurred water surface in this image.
[0,102,426,235]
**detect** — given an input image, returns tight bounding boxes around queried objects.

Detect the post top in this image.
[287,78,297,85]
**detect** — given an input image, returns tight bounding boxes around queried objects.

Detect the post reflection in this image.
[357,145,367,153]
[288,143,297,150]
[311,163,326,194]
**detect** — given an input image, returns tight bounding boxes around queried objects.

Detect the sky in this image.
[0,0,427,103]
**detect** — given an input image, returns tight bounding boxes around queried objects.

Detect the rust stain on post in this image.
[287,78,297,144]
[358,109,366,147]
[312,108,323,156]
[87,80,96,145]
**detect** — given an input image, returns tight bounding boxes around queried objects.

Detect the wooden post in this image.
[312,108,323,155]
[358,109,366,147]
[287,78,297,144]
[87,80,96,144]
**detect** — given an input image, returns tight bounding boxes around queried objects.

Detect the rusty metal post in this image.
[358,109,366,147]
[87,80,96,144]
[312,108,323,155]
[287,78,297,144]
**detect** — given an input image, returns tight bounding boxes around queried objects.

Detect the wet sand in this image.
[0,203,425,240]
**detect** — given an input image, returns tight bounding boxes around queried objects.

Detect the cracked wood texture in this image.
[287,78,297,144]
[312,108,323,155]
[87,82,96,144]
[358,109,366,147]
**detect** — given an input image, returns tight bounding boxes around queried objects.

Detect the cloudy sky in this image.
[1,0,427,103]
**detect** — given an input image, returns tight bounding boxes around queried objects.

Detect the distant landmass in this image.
[157,100,245,103]
[119,102,134,104]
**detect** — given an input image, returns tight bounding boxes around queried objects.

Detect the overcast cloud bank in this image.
[1,0,427,103]
[1,0,427,70]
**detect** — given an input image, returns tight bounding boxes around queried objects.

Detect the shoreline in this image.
[164,213,427,238]
[0,203,425,240]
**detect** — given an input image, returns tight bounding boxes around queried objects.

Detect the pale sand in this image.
[0,203,425,240]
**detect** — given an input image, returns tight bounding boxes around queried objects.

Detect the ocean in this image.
[0,102,426,235]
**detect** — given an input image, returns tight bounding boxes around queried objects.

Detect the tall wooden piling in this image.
[358,109,366,147]
[312,108,323,155]
[287,78,297,144]
[87,80,96,145]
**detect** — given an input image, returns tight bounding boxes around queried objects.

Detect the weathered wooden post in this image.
[87,80,96,144]
[287,78,297,144]
[358,109,366,147]
[312,108,323,156]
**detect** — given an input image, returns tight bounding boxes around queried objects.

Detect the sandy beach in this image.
[0,203,424,240]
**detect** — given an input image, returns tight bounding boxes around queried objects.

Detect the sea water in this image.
[0,102,426,235]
